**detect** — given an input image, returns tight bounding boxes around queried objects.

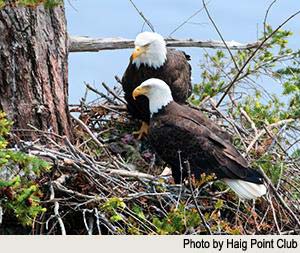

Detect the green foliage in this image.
[236,92,288,127]
[151,201,242,235]
[188,26,300,227]
[132,204,146,220]
[191,26,300,120]
[101,197,126,223]
[152,204,201,234]
[291,149,300,159]
[0,112,50,226]
[0,0,62,8]
[43,0,62,8]
[191,50,226,103]
[254,154,284,185]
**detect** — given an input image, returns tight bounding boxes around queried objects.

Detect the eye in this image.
[143,43,151,48]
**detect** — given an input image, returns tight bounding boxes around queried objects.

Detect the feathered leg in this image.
[133,121,149,139]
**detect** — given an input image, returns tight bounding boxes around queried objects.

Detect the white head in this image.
[132,78,173,115]
[131,32,167,69]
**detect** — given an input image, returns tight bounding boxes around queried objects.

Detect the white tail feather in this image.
[224,179,267,200]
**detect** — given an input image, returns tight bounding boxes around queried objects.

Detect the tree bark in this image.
[0,5,72,140]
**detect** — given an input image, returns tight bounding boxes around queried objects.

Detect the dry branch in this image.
[69,36,261,52]
[108,169,156,180]
[8,74,299,235]
[49,184,66,235]
[246,119,294,153]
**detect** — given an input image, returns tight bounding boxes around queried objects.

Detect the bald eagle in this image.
[121,32,192,139]
[132,78,267,200]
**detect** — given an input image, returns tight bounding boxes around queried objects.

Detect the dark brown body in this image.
[122,49,192,123]
[149,101,264,184]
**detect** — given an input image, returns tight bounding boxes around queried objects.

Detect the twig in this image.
[263,0,279,36]
[93,208,119,234]
[168,0,211,37]
[258,166,300,227]
[127,192,170,199]
[128,0,155,32]
[246,119,294,153]
[114,75,122,85]
[207,98,249,137]
[202,0,239,71]
[101,82,127,104]
[82,209,94,235]
[0,205,3,225]
[66,0,78,12]
[267,193,282,234]
[53,180,99,200]
[108,169,155,181]
[184,161,212,234]
[49,184,66,235]
[228,93,258,136]
[71,115,105,148]
[216,9,300,107]
[175,151,184,209]
[85,83,117,105]
[263,124,300,171]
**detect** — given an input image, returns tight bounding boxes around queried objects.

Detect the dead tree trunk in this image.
[0,5,72,140]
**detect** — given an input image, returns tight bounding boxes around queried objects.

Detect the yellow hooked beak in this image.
[132,86,149,100]
[131,46,146,60]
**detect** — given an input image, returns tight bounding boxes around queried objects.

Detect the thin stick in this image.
[128,0,155,32]
[263,0,279,36]
[258,166,300,227]
[108,169,155,181]
[71,115,105,148]
[267,193,282,234]
[168,0,211,37]
[101,82,127,104]
[85,83,117,105]
[202,0,239,71]
[216,9,300,107]
[49,184,66,235]
[184,161,212,234]
[246,119,294,153]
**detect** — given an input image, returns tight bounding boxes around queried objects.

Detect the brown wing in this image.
[149,102,263,184]
[121,49,192,122]
[174,103,232,142]
[163,49,192,102]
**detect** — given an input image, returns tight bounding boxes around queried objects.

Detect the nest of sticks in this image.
[8,80,300,235]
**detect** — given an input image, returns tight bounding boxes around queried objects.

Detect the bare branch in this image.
[185,161,212,234]
[168,0,211,37]
[263,0,279,36]
[69,36,262,53]
[108,169,156,180]
[0,206,3,225]
[202,0,239,71]
[128,0,155,32]
[101,82,127,104]
[71,115,105,148]
[258,166,300,228]
[246,119,294,153]
[216,9,300,107]
[49,184,66,235]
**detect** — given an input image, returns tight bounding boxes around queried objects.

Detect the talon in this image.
[133,121,149,140]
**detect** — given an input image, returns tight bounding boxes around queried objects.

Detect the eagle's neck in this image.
[149,95,173,116]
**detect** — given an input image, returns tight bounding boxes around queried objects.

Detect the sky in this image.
[65,0,300,104]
